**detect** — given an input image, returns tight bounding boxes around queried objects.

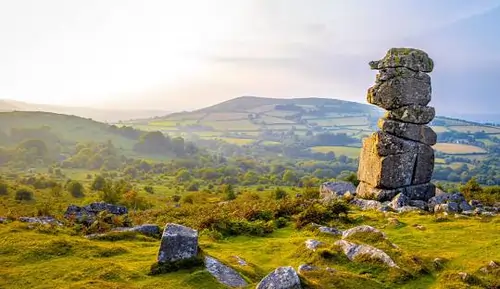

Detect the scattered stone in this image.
[387,217,401,226]
[469,200,483,207]
[113,224,161,237]
[350,198,383,211]
[0,217,7,224]
[233,256,248,266]
[64,202,128,224]
[256,266,302,289]
[325,267,336,273]
[389,193,410,210]
[409,200,428,211]
[342,225,386,240]
[335,240,398,268]
[18,216,63,226]
[481,212,496,217]
[157,223,198,263]
[458,272,473,283]
[318,226,342,236]
[488,260,499,269]
[305,239,324,251]
[205,256,248,288]
[449,193,466,204]
[320,181,357,201]
[298,264,319,274]
[413,224,426,231]
[355,182,402,201]
[447,202,459,212]
[433,258,446,270]
[397,206,422,213]
[459,201,473,212]
[461,210,475,216]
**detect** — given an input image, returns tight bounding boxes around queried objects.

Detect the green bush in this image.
[182,195,194,204]
[0,182,8,195]
[302,187,320,199]
[171,195,181,203]
[144,186,155,194]
[272,187,288,200]
[15,188,34,201]
[67,180,85,198]
[186,182,199,192]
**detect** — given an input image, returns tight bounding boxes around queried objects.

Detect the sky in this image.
[1,0,500,115]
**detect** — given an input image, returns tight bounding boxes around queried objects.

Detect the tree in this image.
[460,177,483,200]
[282,170,297,185]
[67,180,85,198]
[91,175,107,191]
[221,184,236,201]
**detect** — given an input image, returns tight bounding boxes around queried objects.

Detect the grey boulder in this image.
[157,223,198,263]
[335,240,398,268]
[320,181,356,201]
[256,266,302,289]
[205,256,247,288]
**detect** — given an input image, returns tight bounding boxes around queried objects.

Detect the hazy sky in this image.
[1,0,500,113]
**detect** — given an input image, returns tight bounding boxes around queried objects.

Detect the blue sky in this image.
[1,0,499,115]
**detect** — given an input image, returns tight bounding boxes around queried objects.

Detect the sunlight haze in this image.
[1,0,500,114]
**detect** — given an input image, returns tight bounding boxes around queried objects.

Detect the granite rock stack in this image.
[357,48,436,203]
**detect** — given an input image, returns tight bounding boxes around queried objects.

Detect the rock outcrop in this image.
[256,266,302,289]
[357,48,436,207]
[64,202,128,224]
[157,223,198,263]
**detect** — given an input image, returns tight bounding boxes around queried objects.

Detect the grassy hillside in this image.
[0,99,169,122]
[0,111,137,151]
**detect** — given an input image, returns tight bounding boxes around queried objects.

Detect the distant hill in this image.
[0,99,169,122]
[0,111,137,150]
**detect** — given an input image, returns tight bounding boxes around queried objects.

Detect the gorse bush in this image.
[15,188,34,201]
[272,187,288,200]
[66,180,85,198]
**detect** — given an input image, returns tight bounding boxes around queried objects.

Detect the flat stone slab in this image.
[378,118,437,146]
[369,48,434,72]
[205,256,248,288]
[335,240,399,268]
[385,104,435,124]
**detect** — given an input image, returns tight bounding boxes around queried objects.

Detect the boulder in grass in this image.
[342,225,386,240]
[320,181,356,201]
[205,256,247,288]
[157,223,198,263]
[335,240,399,268]
[305,239,324,251]
[256,266,302,289]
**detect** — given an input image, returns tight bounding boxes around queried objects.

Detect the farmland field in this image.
[433,143,487,154]
[448,125,500,134]
[310,146,361,158]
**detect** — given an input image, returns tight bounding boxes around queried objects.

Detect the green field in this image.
[449,125,500,134]
[433,143,487,154]
[310,146,361,158]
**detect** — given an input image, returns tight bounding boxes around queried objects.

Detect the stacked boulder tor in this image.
[357,48,437,205]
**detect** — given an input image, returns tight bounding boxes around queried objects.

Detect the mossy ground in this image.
[1,211,498,289]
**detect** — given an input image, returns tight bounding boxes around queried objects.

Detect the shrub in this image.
[67,180,85,198]
[182,195,194,204]
[172,195,181,203]
[0,182,8,195]
[15,188,34,201]
[186,182,199,192]
[275,217,288,228]
[302,187,320,199]
[272,187,288,200]
[91,175,107,191]
[222,184,236,201]
[144,185,155,194]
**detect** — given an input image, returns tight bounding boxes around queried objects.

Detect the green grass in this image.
[1,211,498,288]
[204,120,259,131]
[310,146,361,158]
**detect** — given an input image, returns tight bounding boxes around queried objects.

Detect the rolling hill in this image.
[0,99,169,123]
[126,96,500,164]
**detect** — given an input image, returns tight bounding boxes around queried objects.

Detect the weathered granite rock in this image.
[404,183,436,201]
[368,70,431,110]
[256,266,302,289]
[342,225,386,240]
[305,239,324,251]
[366,131,419,156]
[378,118,437,146]
[335,240,398,268]
[205,256,248,288]
[298,264,319,274]
[409,200,428,211]
[320,181,357,201]
[385,104,435,124]
[369,48,434,72]
[356,182,403,202]
[389,193,410,210]
[0,217,7,224]
[18,216,63,226]
[350,198,383,211]
[318,226,343,236]
[413,143,435,185]
[113,224,161,237]
[397,206,422,213]
[459,201,473,212]
[469,200,483,207]
[358,139,416,188]
[157,223,198,263]
[64,202,128,224]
